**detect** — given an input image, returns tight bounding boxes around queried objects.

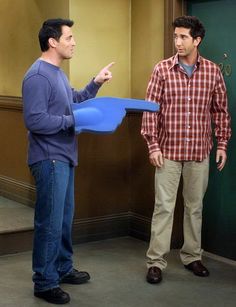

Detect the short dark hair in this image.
[38,18,74,52]
[172,16,205,40]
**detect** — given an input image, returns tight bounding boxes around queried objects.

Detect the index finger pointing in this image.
[104,62,115,70]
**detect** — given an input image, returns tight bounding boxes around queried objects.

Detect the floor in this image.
[0,236,236,307]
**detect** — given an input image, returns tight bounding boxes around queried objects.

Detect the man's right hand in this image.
[149,151,164,168]
[94,62,115,84]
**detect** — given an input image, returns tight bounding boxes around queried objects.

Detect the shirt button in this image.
[188,97,191,101]
[188,125,191,128]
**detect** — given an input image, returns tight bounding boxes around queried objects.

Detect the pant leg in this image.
[147,159,182,270]
[31,160,71,292]
[58,165,75,278]
[180,157,209,265]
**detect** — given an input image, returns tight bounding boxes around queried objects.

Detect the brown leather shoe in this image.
[184,260,209,277]
[146,266,162,284]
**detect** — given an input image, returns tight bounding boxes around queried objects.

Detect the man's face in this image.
[174,27,200,58]
[55,25,76,60]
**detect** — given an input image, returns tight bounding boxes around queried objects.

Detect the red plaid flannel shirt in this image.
[141,54,231,161]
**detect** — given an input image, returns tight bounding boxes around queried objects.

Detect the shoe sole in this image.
[34,293,70,304]
[184,265,210,277]
[146,277,162,284]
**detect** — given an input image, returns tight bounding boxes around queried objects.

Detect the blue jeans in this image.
[30,160,75,292]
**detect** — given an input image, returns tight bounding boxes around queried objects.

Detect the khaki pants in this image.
[147,158,209,270]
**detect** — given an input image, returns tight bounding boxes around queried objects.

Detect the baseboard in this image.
[73,212,152,244]
[204,251,236,266]
[0,175,35,207]
[129,212,151,241]
[72,212,130,244]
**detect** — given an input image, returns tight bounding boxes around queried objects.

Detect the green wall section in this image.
[187,0,236,260]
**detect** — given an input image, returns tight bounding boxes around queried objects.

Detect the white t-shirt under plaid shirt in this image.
[141,53,231,161]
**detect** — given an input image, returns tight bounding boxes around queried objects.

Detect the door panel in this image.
[187,0,236,260]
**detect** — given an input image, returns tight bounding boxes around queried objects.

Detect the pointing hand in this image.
[94,62,115,84]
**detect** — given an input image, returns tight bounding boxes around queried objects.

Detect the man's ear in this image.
[48,37,57,48]
[194,36,202,47]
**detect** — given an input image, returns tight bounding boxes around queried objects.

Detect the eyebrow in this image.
[64,34,73,39]
[174,33,190,38]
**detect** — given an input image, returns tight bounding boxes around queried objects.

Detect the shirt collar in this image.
[170,53,201,70]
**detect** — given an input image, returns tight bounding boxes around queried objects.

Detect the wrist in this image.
[94,76,103,85]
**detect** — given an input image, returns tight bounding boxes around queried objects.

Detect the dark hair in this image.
[38,18,74,52]
[172,16,205,40]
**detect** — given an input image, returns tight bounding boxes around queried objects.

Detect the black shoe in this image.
[146,266,162,284]
[60,268,90,284]
[184,260,210,277]
[34,287,70,304]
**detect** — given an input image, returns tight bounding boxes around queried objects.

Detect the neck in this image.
[40,51,62,67]
[179,52,198,66]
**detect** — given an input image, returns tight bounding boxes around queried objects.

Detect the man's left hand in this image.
[94,62,115,84]
[216,149,227,171]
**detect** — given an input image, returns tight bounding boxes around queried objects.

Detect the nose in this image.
[175,37,182,46]
[72,37,76,46]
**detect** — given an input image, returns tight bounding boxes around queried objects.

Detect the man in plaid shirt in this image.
[141,16,231,284]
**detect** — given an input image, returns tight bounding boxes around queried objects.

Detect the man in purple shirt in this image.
[22,18,113,304]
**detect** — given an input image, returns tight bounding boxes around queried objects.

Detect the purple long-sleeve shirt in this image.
[22,59,100,166]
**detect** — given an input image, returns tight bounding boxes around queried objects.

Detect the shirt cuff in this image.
[148,142,161,155]
[217,141,228,151]
[65,115,75,128]
[91,78,102,89]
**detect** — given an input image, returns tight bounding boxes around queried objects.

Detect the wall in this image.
[131,0,164,99]
[129,0,164,216]
[70,0,130,98]
[0,0,69,96]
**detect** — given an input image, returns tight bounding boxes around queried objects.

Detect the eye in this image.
[66,36,73,41]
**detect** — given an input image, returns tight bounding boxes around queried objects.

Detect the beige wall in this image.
[0,0,164,98]
[0,0,69,96]
[70,0,131,98]
[131,0,164,98]
[70,0,164,99]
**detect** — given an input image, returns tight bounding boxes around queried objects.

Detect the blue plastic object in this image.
[72,96,159,134]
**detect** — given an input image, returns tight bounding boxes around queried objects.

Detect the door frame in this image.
[164,0,186,58]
